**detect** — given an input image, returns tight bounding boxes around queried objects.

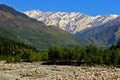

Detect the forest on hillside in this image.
[0,35,120,66]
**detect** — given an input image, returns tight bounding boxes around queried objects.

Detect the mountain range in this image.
[24,10,119,34]
[25,10,120,46]
[0,4,120,49]
[0,4,86,50]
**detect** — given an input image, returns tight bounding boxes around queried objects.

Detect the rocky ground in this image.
[0,61,119,80]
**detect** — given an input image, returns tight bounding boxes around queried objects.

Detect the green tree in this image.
[48,46,62,61]
[103,49,112,65]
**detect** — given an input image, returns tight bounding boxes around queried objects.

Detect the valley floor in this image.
[0,61,120,80]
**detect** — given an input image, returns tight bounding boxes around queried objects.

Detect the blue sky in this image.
[0,0,120,16]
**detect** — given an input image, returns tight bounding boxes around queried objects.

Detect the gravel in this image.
[0,61,119,80]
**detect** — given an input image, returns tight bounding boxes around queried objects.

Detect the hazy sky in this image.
[0,0,120,16]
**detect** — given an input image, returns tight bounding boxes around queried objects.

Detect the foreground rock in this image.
[0,62,119,80]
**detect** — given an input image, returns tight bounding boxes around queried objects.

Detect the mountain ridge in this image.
[0,4,87,50]
[24,10,120,47]
[75,17,120,46]
[24,10,119,34]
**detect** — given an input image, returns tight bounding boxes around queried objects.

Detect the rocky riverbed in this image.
[0,61,119,80]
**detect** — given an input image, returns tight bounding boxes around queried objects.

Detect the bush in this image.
[6,56,15,63]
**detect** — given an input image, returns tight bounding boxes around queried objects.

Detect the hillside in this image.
[0,34,37,61]
[0,35,35,50]
[75,17,120,46]
[24,10,120,47]
[0,4,87,50]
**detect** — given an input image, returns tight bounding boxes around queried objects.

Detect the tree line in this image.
[48,44,120,65]
[0,35,47,62]
[0,35,120,66]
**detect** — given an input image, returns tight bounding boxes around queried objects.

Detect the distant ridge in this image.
[0,4,87,50]
[24,10,119,34]
[24,10,120,47]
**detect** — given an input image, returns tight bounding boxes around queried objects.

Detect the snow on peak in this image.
[24,10,119,34]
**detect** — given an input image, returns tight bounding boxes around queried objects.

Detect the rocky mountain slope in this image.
[24,10,119,34]
[0,4,87,50]
[24,10,120,46]
[75,17,120,46]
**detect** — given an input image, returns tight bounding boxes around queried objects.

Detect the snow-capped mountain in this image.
[75,16,120,46]
[24,10,119,34]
